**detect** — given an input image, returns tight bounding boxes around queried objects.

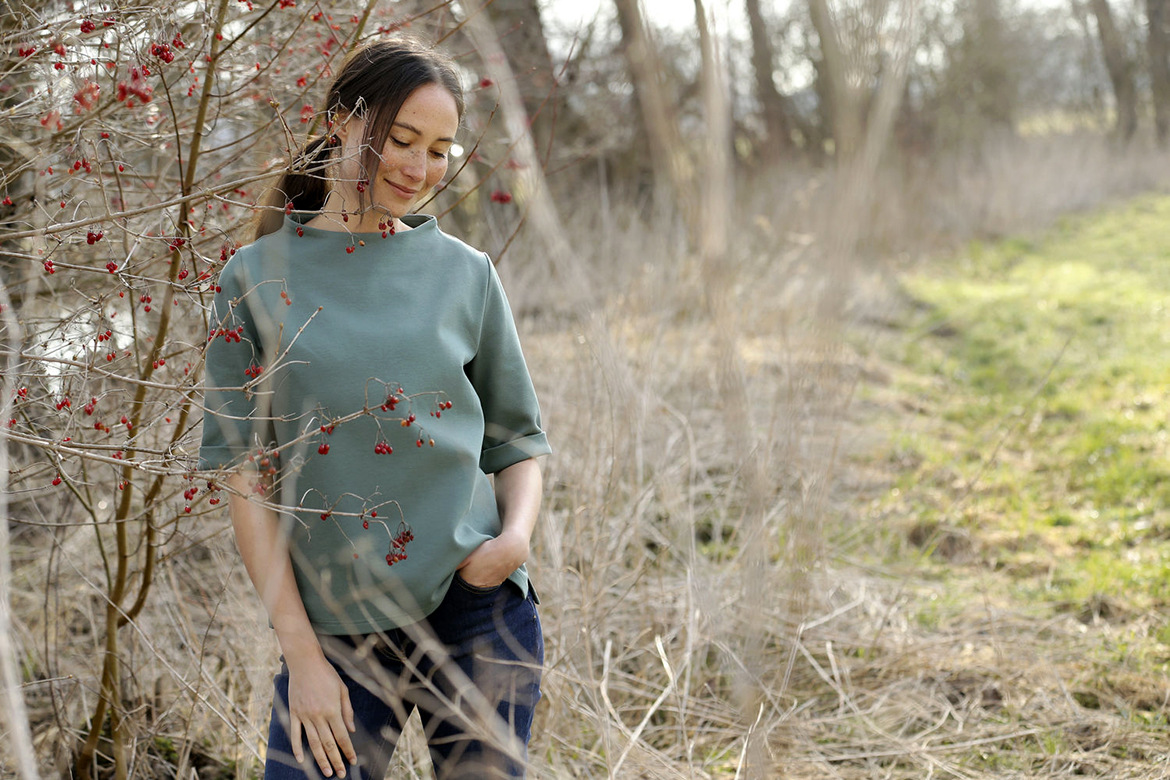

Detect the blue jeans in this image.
[264,576,543,780]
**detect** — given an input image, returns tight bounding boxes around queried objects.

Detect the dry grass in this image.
[8,131,1170,779]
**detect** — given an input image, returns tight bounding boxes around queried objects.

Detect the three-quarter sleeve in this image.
[465,256,552,474]
[198,253,276,471]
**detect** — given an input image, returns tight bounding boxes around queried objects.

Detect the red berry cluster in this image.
[73,81,100,111]
[116,67,153,106]
[299,105,314,123]
[246,451,279,479]
[83,398,96,415]
[243,363,263,378]
[430,400,453,418]
[378,220,395,238]
[43,259,55,274]
[373,440,393,454]
[55,396,71,411]
[385,524,414,566]
[80,19,96,33]
[86,229,103,244]
[97,328,113,342]
[140,293,152,312]
[379,390,402,412]
[317,423,334,455]
[180,472,209,512]
[209,325,245,343]
[150,41,175,63]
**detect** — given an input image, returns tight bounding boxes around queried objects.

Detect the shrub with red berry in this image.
[0,4,533,780]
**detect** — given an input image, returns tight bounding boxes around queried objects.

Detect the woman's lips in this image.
[386,180,417,198]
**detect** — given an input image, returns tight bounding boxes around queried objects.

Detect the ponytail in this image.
[250,135,335,242]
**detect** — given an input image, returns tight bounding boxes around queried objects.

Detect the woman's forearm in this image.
[226,471,323,666]
[493,458,543,554]
[456,458,543,586]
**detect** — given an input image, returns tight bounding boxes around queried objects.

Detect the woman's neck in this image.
[306,192,411,233]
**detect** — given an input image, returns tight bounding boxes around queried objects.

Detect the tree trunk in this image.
[745,0,793,158]
[1090,0,1138,142]
[483,0,561,164]
[807,0,862,160]
[971,0,1014,129]
[613,0,691,214]
[1148,0,1170,145]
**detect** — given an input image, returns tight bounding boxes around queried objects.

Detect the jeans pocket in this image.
[453,571,502,595]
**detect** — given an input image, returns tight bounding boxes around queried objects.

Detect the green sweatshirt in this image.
[198,213,551,634]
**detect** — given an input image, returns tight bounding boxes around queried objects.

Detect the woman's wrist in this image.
[275,624,325,668]
[496,528,531,568]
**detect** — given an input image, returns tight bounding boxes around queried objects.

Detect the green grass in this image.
[877,194,1170,619]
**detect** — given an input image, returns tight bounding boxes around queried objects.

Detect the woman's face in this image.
[334,82,460,220]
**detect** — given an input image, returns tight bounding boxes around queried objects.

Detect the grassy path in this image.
[856,194,1170,773]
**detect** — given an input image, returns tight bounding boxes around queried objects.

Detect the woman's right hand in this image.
[286,653,358,778]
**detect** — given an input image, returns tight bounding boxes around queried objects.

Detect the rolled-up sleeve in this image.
[198,252,275,471]
[465,256,552,474]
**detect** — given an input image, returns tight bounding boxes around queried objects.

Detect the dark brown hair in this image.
[252,37,465,241]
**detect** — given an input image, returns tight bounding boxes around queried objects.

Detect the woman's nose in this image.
[399,151,425,181]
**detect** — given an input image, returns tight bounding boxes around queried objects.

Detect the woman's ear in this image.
[333,112,361,146]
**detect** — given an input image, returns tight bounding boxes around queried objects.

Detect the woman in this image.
[199,37,550,780]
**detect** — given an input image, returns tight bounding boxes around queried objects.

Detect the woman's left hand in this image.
[456,530,530,589]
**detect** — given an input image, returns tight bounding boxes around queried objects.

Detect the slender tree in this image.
[1148,0,1170,144]
[807,0,862,160]
[1089,0,1138,142]
[745,0,793,159]
[971,0,1015,129]
[613,0,690,213]
[484,0,562,163]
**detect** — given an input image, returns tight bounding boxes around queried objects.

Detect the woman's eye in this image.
[390,137,409,148]
[430,150,448,159]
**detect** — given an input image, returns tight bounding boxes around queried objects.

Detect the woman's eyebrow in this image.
[392,121,455,144]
